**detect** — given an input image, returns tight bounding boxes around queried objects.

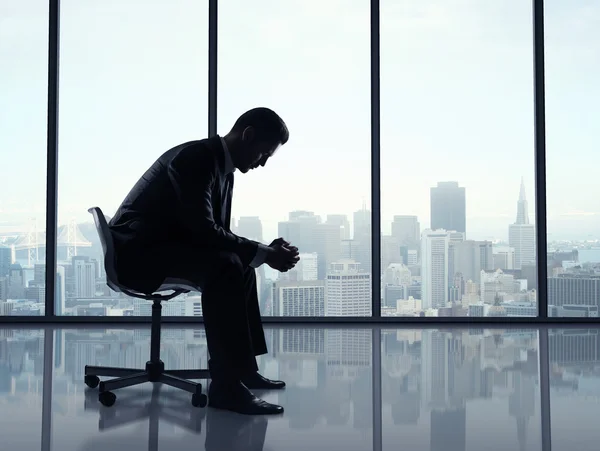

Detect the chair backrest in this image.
[88,207,122,293]
[88,207,193,301]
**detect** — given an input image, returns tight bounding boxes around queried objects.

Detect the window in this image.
[545,1,600,318]
[0,1,49,316]
[380,0,537,317]
[219,0,372,316]
[56,0,208,316]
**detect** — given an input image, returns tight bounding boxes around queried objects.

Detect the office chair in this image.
[84,207,210,408]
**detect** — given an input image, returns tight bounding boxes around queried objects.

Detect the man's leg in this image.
[239,266,286,390]
[200,252,260,382]
[243,267,267,357]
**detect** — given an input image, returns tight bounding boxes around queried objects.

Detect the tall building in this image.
[56,266,66,316]
[325,260,371,316]
[508,179,535,269]
[430,182,466,235]
[450,240,493,284]
[326,214,350,240]
[0,277,7,301]
[236,216,263,241]
[8,263,25,299]
[278,252,318,282]
[73,256,96,298]
[352,206,371,274]
[421,230,450,310]
[548,274,600,309]
[33,264,45,284]
[384,263,411,286]
[313,224,342,280]
[279,212,341,279]
[381,235,402,269]
[353,205,371,239]
[493,246,516,270]
[278,211,321,250]
[391,215,420,247]
[0,245,11,277]
[272,280,325,316]
[480,270,516,304]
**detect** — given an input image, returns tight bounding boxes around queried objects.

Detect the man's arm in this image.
[249,244,270,268]
[167,145,261,266]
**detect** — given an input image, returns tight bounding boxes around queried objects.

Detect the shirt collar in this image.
[220,136,236,174]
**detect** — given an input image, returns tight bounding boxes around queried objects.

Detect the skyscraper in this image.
[278,252,318,282]
[236,216,263,241]
[430,182,466,235]
[391,215,420,247]
[353,205,371,239]
[325,260,371,316]
[278,212,341,280]
[272,279,325,316]
[0,245,11,278]
[73,256,96,298]
[508,179,535,270]
[352,206,371,273]
[450,240,494,284]
[421,229,450,310]
[326,214,351,240]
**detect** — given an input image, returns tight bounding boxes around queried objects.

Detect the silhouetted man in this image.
[109,107,298,415]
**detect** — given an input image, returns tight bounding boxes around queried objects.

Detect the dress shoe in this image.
[241,372,286,390]
[208,380,284,415]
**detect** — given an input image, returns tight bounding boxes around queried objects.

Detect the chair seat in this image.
[159,278,201,293]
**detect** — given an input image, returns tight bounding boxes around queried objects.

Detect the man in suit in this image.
[109,107,299,415]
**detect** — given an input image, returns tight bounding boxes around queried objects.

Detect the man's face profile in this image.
[239,127,279,172]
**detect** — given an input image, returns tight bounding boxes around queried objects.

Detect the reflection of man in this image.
[109,108,299,415]
[205,410,268,451]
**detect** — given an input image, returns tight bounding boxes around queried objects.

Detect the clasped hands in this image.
[265,237,300,272]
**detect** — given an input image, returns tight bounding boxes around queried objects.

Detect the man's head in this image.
[224,107,289,173]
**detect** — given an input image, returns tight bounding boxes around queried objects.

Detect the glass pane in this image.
[0,328,46,449]
[219,0,372,317]
[545,1,600,318]
[0,1,48,315]
[381,1,537,318]
[56,0,208,316]
[381,328,542,450]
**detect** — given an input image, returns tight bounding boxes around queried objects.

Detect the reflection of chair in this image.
[83,386,269,451]
[83,385,205,451]
[84,207,210,407]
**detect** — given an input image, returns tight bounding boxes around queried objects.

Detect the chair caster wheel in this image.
[191,393,208,408]
[99,391,117,407]
[85,375,100,389]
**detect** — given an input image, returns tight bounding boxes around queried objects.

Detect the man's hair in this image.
[231,107,289,146]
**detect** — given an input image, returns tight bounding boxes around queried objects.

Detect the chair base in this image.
[85,361,211,408]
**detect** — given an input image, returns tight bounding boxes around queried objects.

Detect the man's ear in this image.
[242,126,255,142]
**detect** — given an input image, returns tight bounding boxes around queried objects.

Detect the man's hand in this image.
[269,237,299,256]
[266,238,300,272]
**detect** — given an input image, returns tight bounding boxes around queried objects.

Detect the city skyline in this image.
[1,175,599,318]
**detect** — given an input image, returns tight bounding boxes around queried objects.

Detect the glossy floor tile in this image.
[0,326,598,450]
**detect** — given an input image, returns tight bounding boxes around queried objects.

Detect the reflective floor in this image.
[0,326,597,450]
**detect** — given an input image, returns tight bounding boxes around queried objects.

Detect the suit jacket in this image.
[109,137,260,279]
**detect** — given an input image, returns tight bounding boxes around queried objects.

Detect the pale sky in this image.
[1,0,599,242]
